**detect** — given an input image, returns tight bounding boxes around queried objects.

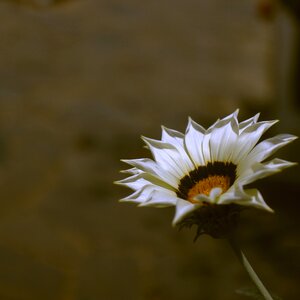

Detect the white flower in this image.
[116,110,297,227]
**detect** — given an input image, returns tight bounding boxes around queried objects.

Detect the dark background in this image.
[0,0,299,299]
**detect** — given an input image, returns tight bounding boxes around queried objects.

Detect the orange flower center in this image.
[187,175,231,203]
[176,162,237,203]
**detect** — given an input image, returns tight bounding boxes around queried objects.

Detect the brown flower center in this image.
[187,175,231,203]
[176,162,237,203]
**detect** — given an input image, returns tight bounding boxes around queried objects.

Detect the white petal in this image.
[233,119,278,165]
[161,126,195,170]
[227,109,240,119]
[121,158,178,188]
[235,186,273,212]
[139,188,178,207]
[121,158,158,174]
[207,118,220,132]
[161,126,184,144]
[201,132,212,163]
[120,167,142,175]
[238,113,260,132]
[184,117,206,166]
[238,158,297,185]
[115,172,174,191]
[219,183,273,212]
[194,187,223,204]
[119,185,155,204]
[142,137,191,179]
[218,190,242,204]
[238,134,298,175]
[207,109,239,133]
[209,187,223,201]
[209,116,239,162]
[203,110,240,163]
[115,174,151,190]
[172,199,200,226]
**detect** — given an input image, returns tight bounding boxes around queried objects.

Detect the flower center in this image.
[176,161,237,203]
[187,175,231,203]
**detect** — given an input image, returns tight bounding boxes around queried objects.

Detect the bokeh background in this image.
[0,0,299,299]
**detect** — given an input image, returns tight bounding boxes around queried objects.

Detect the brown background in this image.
[0,0,299,299]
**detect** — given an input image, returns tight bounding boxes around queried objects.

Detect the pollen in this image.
[177,161,237,202]
[187,175,231,203]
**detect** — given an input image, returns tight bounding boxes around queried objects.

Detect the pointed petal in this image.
[120,167,142,175]
[142,137,192,179]
[121,158,158,174]
[139,188,178,207]
[218,191,242,204]
[238,113,260,132]
[119,185,155,204]
[232,120,279,164]
[121,158,178,188]
[209,187,223,201]
[161,126,184,143]
[238,134,298,175]
[201,132,212,164]
[208,109,239,132]
[115,172,175,191]
[235,186,274,212]
[238,158,297,185]
[161,126,195,170]
[203,110,239,163]
[184,117,206,166]
[172,199,200,226]
[194,187,223,204]
[115,174,150,190]
[219,183,273,212]
[209,116,239,162]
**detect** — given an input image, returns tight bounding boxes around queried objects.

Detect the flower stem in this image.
[228,236,274,300]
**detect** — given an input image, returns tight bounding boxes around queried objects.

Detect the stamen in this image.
[176,161,237,203]
[187,175,231,203]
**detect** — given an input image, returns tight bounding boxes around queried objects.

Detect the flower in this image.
[116,110,297,236]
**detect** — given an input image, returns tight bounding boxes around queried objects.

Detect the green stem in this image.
[228,236,274,300]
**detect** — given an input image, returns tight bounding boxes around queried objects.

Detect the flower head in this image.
[116,110,297,237]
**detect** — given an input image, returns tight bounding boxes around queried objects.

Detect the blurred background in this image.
[0,0,299,299]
